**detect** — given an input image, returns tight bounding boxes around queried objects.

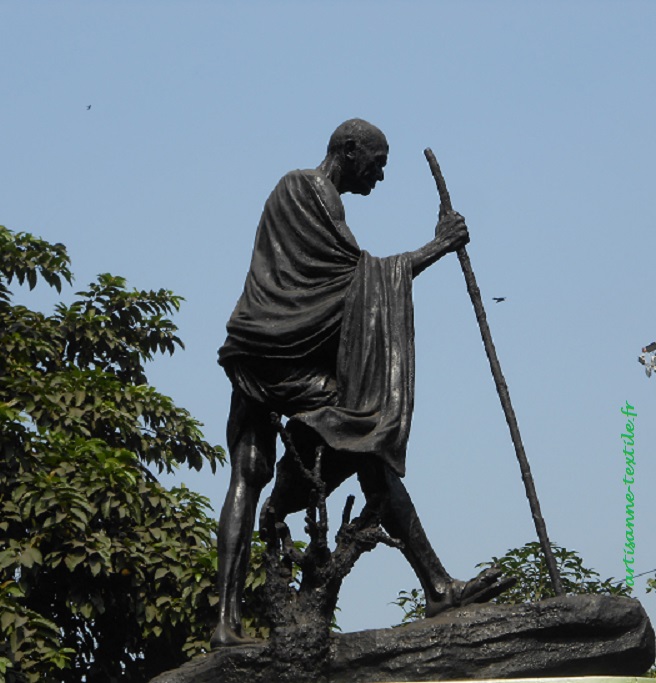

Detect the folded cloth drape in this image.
[219,168,415,476]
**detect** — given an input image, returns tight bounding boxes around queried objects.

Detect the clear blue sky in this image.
[3,1,655,634]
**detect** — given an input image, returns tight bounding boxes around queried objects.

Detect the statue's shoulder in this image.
[278,169,342,219]
[281,168,336,194]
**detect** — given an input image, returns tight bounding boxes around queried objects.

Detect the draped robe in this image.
[219,169,415,476]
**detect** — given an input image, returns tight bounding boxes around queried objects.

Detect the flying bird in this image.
[86,105,92,110]
[492,297,506,303]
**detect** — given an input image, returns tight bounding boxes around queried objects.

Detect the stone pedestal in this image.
[382,679,654,683]
[149,595,655,683]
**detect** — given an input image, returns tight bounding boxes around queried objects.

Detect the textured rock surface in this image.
[149,595,655,683]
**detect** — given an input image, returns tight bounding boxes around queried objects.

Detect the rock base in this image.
[149,595,655,683]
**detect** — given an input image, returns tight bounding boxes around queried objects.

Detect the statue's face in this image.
[345,135,388,196]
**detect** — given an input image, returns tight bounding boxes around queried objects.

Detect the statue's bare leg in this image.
[263,433,512,621]
[211,394,276,648]
[359,462,513,616]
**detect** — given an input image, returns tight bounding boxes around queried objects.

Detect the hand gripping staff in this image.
[424,147,564,596]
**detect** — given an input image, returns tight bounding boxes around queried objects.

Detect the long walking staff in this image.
[424,147,564,596]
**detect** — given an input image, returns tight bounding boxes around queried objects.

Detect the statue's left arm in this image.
[405,210,469,278]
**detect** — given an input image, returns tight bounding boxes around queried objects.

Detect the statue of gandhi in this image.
[212,119,510,647]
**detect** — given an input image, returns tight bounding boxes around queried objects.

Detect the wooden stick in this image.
[424,147,564,596]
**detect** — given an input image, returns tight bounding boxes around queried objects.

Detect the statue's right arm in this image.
[406,211,469,278]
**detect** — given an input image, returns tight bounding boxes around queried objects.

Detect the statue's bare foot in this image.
[210,623,261,648]
[425,567,516,618]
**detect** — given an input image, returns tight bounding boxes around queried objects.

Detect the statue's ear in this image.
[343,139,357,160]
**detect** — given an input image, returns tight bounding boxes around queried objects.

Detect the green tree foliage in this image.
[0,225,227,682]
[478,541,632,604]
[393,542,631,624]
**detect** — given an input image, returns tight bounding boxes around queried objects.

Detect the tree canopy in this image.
[0,225,226,682]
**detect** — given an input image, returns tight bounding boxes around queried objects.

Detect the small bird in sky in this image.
[86,105,92,110]
[492,297,506,303]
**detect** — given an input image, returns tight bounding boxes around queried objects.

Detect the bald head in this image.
[320,119,389,196]
[327,118,388,157]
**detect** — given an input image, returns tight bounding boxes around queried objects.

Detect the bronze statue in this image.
[211,119,510,647]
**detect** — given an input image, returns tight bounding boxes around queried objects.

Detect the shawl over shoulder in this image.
[219,169,360,362]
